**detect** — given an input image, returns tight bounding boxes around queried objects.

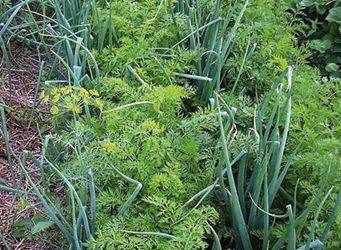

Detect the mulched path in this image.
[0,52,49,249]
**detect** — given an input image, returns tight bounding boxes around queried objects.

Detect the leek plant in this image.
[171,0,251,103]
[0,0,111,86]
[185,67,338,248]
[1,0,107,116]
[30,0,99,83]
[19,150,96,249]
[0,104,17,186]
[0,128,96,249]
[215,67,295,248]
[0,132,142,248]
[0,120,96,248]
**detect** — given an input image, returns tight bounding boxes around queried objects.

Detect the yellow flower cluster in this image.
[101,140,117,154]
[40,86,104,115]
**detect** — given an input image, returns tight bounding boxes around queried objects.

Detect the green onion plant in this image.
[171,0,252,104]
[185,67,339,248]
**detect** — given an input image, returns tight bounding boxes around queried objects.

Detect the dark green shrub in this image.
[292,0,341,77]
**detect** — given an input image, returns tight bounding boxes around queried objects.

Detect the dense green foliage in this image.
[292,0,341,77]
[289,66,341,247]
[234,0,341,245]
[0,0,340,249]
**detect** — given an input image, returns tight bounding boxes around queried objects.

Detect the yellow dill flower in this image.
[18,197,28,210]
[51,92,61,103]
[62,86,73,95]
[39,91,49,102]
[73,94,81,102]
[79,88,90,98]
[89,89,99,97]
[50,105,60,115]
[64,96,73,111]
[51,88,59,96]
[72,104,82,114]
[101,141,116,154]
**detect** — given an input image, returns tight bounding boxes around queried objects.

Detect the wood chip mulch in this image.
[0,52,50,250]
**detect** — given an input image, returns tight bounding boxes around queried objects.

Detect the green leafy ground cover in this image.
[291,0,341,77]
[0,0,340,249]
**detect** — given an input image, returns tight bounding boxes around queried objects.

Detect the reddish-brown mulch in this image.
[0,52,49,249]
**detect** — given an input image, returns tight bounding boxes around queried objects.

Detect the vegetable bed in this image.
[0,0,340,249]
